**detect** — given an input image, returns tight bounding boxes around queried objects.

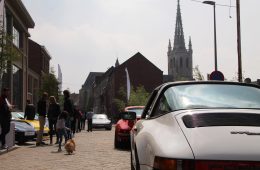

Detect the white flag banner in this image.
[0,0,4,29]
[125,68,131,101]
[58,64,62,91]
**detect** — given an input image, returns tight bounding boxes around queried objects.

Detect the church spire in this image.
[168,39,172,56]
[188,36,193,55]
[115,58,119,67]
[173,0,185,50]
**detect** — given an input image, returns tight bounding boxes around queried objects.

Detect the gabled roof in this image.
[116,52,162,72]
[82,72,104,88]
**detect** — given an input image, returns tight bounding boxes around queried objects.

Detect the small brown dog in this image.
[64,139,76,154]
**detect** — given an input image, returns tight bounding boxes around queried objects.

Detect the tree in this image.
[193,65,204,80]
[0,26,21,90]
[113,86,127,112]
[113,85,149,112]
[40,68,60,99]
[128,86,149,106]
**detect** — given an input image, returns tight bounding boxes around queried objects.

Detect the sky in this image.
[21,0,260,93]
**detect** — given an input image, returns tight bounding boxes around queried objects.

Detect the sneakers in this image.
[58,148,62,152]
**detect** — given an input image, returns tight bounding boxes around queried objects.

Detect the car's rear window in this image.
[182,113,260,128]
[164,84,260,111]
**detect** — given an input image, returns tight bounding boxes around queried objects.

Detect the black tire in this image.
[131,149,135,170]
[135,146,140,170]
[114,134,120,148]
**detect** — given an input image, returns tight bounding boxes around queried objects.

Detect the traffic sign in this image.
[209,70,224,81]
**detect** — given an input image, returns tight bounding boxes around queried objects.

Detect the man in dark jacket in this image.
[63,90,74,138]
[36,92,48,146]
[24,100,36,120]
[0,88,11,149]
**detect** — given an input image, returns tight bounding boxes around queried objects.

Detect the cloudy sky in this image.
[22,0,260,93]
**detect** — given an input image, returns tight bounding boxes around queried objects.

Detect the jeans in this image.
[36,116,45,144]
[48,118,57,143]
[0,120,10,146]
[57,128,67,149]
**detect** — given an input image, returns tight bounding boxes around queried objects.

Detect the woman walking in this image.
[47,96,61,145]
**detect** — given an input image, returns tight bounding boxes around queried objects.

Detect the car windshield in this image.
[164,84,260,110]
[93,114,107,119]
[126,108,143,117]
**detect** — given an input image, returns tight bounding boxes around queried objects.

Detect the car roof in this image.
[161,81,260,90]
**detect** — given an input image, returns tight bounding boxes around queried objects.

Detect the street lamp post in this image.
[236,0,242,82]
[203,1,218,71]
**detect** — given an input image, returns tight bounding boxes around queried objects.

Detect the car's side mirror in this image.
[120,111,136,120]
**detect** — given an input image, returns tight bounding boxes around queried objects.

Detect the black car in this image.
[12,120,36,143]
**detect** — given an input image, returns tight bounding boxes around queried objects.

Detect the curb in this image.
[0,145,19,155]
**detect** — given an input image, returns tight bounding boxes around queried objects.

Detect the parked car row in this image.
[11,112,49,143]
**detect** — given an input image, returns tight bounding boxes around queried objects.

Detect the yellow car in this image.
[11,112,49,137]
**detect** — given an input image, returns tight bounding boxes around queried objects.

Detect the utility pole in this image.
[236,0,242,82]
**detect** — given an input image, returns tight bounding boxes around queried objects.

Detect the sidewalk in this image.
[0,128,131,170]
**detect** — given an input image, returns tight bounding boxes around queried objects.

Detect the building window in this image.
[173,58,175,67]
[180,58,183,68]
[12,65,22,110]
[13,27,20,48]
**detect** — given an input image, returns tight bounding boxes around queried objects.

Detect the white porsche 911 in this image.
[130,81,260,170]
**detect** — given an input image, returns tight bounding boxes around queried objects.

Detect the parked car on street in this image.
[11,112,49,137]
[92,114,112,130]
[114,106,144,148]
[11,119,36,143]
[131,81,260,170]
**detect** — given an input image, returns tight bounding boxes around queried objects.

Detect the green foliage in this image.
[40,68,60,99]
[113,85,149,112]
[0,26,22,89]
[128,86,149,106]
[113,86,126,112]
[193,65,204,80]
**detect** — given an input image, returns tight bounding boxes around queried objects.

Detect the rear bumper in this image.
[92,123,112,129]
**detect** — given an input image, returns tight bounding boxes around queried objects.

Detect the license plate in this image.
[25,131,35,136]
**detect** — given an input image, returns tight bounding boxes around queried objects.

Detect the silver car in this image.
[92,114,112,130]
[131,81,260,170]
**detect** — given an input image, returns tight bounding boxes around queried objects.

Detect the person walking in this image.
[36,92,48,146]
[47,96,61,145]
[87,111,93,132]
[56,111,68,152]
[63,90,74,139]
[24,99,36,120]
[0,88,12,149]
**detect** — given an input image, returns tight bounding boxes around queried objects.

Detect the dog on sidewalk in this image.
[64,139,76,154]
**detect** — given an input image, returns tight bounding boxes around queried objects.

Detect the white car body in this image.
[130,81,260,170]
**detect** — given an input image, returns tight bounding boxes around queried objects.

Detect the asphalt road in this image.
[0,127,131,170]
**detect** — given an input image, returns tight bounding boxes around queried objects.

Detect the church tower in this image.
[168,0,193,81]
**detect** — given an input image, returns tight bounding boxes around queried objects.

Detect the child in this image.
[56,111,69,152]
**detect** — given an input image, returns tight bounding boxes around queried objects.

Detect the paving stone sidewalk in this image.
[0,127,131,170]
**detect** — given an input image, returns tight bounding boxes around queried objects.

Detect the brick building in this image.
[92,52,163,121]
[0,0,35,111]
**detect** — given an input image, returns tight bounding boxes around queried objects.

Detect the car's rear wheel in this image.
[135,146,140,170]
[114,134,120,148]
[131,149,134,170]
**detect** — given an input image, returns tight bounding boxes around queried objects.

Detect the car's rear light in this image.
[195,160,260,170]
[153,157,260,170]
[153,157,194,170]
